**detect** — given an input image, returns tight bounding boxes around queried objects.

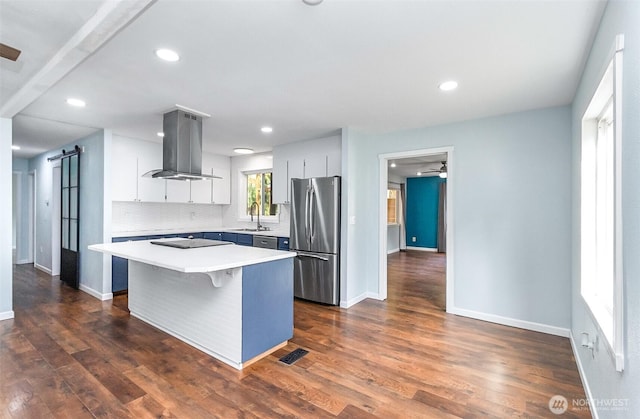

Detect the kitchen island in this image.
[89,238,295,370]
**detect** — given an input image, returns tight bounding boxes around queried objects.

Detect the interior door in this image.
[60,152,80,289]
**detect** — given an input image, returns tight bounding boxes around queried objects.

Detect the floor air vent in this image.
[279,348,309,365]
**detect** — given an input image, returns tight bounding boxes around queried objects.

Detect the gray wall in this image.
[570,1,640,417]
[29,130,112,298]
[342,106,572,330]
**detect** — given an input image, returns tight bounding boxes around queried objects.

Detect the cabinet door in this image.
[222,232,237,243]
[137,141,165,202]
[272,155,288,204]
[190,177,212,204]
[111,138,137,201]
[304,155,328,178]
[203,232,223,241]
[210,154,231,204]
[236,234,253,246]
[165,180,190,203]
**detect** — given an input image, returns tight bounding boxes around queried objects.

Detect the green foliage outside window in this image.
[246,172,277,216]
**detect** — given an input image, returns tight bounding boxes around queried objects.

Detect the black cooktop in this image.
[150,239,232,249]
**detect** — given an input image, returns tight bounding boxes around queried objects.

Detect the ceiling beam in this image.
[0,0,156,118]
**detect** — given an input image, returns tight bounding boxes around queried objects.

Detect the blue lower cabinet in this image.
[176,232,204,239]
[236,233,253,246]
[111,236,147,293]
[277,237,289,251]
[203,232,223,241]
[222,232,238,243]
[242,259,293,361]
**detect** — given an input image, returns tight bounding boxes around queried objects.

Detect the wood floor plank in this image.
[72,348,146,404]
[3,254,591,418]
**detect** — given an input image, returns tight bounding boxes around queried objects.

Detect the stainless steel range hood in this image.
[143,108,221,181]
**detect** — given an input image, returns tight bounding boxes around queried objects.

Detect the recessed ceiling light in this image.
[416,171,422,176]
[11,145,20,150]
[439,80,458,91]
[157,132,164,137]
[234,148,254,155]
[155,48,180,62]
[66,98,86,107]
[261,126,273,133]
[302,0,323,5]
[390,162,396,168]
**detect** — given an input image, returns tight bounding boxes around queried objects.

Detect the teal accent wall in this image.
[406,177,446,248]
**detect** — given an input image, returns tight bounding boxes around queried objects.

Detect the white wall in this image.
[222,152,289,231]
[342,106,572,331]
[570,1,640,417]
[29,130,112,299]
[0,118,14,320]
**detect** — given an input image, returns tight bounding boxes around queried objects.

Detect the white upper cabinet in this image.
[136,140,165,202]
[272,134,341,204]
[189,153,231,204]
[210,154,231,204]
[111,136,231,205]
[112,136,164,202]
[111,136,138,201]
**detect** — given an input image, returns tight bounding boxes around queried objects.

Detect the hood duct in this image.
[143,109,221,181]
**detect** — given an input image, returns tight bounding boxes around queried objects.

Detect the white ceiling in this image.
[2,0,606,159]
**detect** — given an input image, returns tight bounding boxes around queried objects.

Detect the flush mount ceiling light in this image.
[390,162,396,168]
[438,80,458,91]
[155,48,180,62]
[416,171,422,176]
[66,98,86,107]
[11,145,20,150]
[157,132,164,137]
[234,148,254,155]
[261,126,273,133]
[302,0,323,5]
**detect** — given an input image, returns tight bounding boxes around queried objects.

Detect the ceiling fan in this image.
[0,43,21,62]
[417,161,447,178]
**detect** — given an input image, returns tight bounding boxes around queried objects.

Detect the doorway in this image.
[378,147,454,312]
[52,165,61,276]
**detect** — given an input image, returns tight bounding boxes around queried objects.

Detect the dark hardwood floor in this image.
[1,251,590,418]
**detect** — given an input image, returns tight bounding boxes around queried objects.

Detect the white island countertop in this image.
[89,238,295,273]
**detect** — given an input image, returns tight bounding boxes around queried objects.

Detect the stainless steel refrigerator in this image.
[290,176,341,305]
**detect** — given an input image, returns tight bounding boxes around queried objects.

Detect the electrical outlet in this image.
[412,237,417,242]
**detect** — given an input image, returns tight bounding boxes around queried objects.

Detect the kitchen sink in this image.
[231,228,271,232]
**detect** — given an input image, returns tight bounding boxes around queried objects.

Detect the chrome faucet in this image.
[250,201,263,231]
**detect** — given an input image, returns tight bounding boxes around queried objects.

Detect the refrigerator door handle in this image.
[309,186,315,242]
[296,253,329,262]
[304,185,311,242]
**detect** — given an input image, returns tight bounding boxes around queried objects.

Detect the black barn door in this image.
[60,151,80,288]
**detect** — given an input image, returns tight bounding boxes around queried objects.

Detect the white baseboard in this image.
[14,259,30,265]
[79,284,113,301]
[35,263,52,275]
[448,306,571,337]
[569,331,599,419]
[340,291,382,309]
[0,311,15,321]
[387,248,400,254]
[406,246,438,252]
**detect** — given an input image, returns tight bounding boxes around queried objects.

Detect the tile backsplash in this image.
[112,201,224,234]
